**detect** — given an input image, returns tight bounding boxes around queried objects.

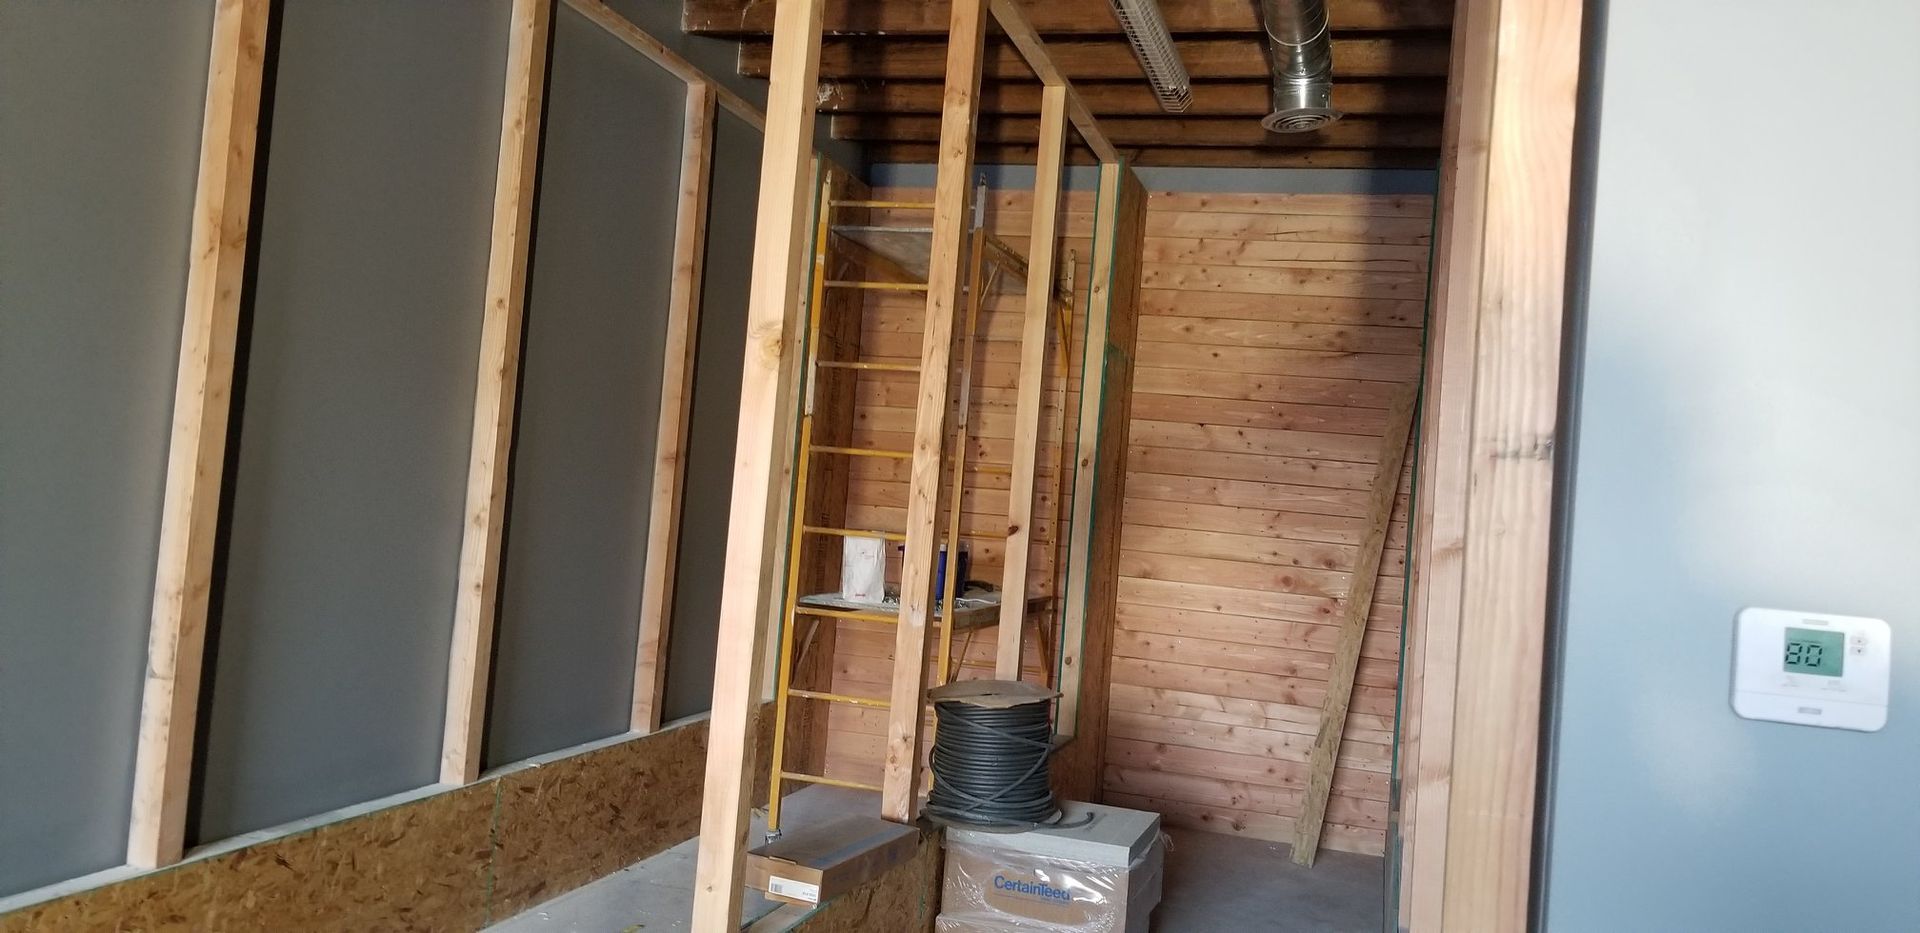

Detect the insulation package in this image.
[937,802,1165,933]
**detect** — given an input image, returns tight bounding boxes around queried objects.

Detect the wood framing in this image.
[986,0,1118,162]
[880,0,990,823]
[689,0,829,925]
[440,0,553,787]
[563,0,765,131]
[1292,383,1417,865]
[994,83,1067,677]
[126,0,270,870]
[1398,0,1499,921]
[1438,0,1583,927]
[1047,162,1147,801]
[633,83,718,733]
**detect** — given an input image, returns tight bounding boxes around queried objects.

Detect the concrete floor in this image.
[486,789,1384,933]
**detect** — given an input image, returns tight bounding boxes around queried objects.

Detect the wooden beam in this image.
[739,35,1451,81]
[984,0,1116,162]
[832,114,1442,150]
[1291,382,1417,866]
[688,0,828,926]
[566,0,765,130]
[1399,0,1501,922]
[632,84,717,733]
[439,0,552,788]
[686,0,1454,35]
[882,0,989,823]
[996,85,1067,677]
[126,0,271,870]
[1440,0,1585,926]
[817,79,1449,118]
[864,143,1439,170]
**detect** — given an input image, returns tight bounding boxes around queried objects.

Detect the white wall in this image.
[1543,2,1920,931]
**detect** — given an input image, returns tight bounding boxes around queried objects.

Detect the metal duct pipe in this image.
[1256,0,1343,133]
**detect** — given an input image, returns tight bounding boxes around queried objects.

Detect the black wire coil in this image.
[925,697,1059,828]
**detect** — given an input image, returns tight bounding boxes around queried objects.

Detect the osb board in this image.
[1,710,773,932]
[0,784,494,933]
[489,704,775,918]
[776,826,942,933]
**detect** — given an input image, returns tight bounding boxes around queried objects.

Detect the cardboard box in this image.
[745,815,922,906]
[937,801,1165,932]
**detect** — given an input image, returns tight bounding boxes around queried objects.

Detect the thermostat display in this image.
[1733,608,1890,732]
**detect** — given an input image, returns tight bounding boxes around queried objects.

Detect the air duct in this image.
[1109,0,1191,113]
[1255,0,1343,133]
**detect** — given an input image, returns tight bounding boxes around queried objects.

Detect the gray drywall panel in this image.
[484,6,683,766]
[659,111,763,722]
[0,1,213,896]
[601,0,861,170]
[1540,2,1920,930]
[193,1,509,843]
[867,163,1438,195]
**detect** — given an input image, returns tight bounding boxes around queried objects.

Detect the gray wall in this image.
[1541,3,1920,931]
[194,2,509,843]
[0,1,213,896]
[659,111,763,722]
[485,5,683,765]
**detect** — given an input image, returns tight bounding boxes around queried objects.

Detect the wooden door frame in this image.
[1396,0,1589,930]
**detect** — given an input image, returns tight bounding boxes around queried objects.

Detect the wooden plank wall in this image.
[1099,190,1430,856]
[821,187,1430,851]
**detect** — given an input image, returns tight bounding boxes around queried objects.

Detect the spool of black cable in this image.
[924,679,1061,829]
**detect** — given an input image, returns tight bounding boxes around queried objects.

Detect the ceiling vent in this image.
[1109,0,1191,113]
[1255,0,1344,133]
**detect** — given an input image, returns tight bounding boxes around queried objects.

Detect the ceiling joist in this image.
[816,80,1448,118]
[832,114,1443,150]
[740,36,1452,82]
[686,0,1453,36]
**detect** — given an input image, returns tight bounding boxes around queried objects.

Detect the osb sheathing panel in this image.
[785,826,943,933]
[0,709,773,933]
[489,704,775,918]
[0,783,494,933]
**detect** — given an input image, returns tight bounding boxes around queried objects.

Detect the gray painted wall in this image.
[0,1,213,896]
[1542,3,1920,931]
[485,5,682,765]
[659,111,763,722]
[194,2,509,843]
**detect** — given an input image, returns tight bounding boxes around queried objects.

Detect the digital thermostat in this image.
[1733,607,1890,732]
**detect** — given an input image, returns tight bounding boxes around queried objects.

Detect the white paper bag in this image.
[840,535,886,604]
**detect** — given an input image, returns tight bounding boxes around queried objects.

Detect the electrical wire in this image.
[924,699,1062,829]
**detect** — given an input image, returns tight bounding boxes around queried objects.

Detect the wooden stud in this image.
[688,0,828,926]
[441,0,553,787]
[985,0,1117,162]
[1399,0,1500,921]
[1291,383,1417,866]
[995,84,1067,677]
[126,0,271,870]
[881,0,990,823]
[1440,0,1584,927]
[632,84,717,733]
[564,0,765,131]
[1054,165,1123,738]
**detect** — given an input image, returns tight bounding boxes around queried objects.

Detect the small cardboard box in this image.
[745,815,922,906]
[937,801,1165,932]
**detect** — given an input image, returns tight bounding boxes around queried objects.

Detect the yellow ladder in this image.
[763,177,994,836]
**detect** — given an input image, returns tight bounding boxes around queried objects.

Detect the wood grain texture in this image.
[881,0,987,823]
[995,84,1067,675]
[738,35,1452,82]
[441,0,552,787]
[1440,0,1585,928]
[127,0,270,870]
[1400,0,1501,922]
[1291,383,1418,865]
[633,84,717,733]
[7,715,762,933]
[691,0,828,925]
[687,0,1453,35]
